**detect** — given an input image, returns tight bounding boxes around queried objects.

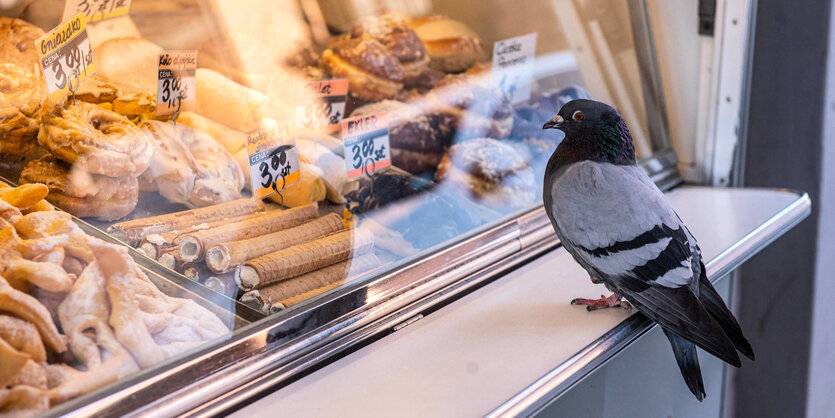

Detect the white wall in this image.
[806,1,835,415]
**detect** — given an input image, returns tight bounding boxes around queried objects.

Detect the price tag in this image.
[295,79,348,132]
[491,32,537,104]
[246,124,301,199]
[35,13,95,104]
[156,51,197,117]
[63,0,132,23]
[341,112,391,180]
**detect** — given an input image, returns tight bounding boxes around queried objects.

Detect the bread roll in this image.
[94,37,163,94]
[195,68,269,132]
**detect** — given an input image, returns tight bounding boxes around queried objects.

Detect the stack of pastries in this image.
[0,182,228,416]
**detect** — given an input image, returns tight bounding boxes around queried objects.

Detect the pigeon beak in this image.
[543,114,564,130]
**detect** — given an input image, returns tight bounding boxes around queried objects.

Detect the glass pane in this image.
[0,0,672,413]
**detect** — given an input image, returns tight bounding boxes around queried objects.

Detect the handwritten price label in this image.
[491,32,537,104]
[246,124,301,199]
[341,112,391,180]
[156,51,197,116]
[63,0,132,23]
[295,79,348,132]
[35,14,95,104]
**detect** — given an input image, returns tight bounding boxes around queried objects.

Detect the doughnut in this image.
[37,101,153,177]
[0,63,47,161]
[349,100,444,174]
[351,15,431,85]
[322,36,404,102]
[0,17,45,71]
[424,73,514,141]
[407,15,486,74]
[20,155,138,221]
[435,138,535,210]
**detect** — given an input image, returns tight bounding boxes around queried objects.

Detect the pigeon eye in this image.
[573,111,584,121]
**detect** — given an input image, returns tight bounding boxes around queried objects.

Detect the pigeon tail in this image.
[664,328,706,401]
[697,262,755,361]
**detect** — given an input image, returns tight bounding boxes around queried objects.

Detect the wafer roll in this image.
[157,247,179,271]
[139,214,249,258]
[269,281,344,312]
[179,204,318,263]
[184,264,210,281]
[235,227,375,291]
[239,291,268,314]
[206,213,345,273]
[201,273,238,299]
[242,253,380,306]
[107,198,266,245]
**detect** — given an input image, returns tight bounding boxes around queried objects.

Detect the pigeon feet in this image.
[571,294,632,311]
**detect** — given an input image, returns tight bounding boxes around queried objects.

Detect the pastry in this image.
[235,227,375,291]
[266,163,327,208]
[139,120,245,208]
[0,315,46,362]
[351,14,430,85]
[424,73,514,140]
[0,17,45,71]
[0,275,66,353]
[407,15,486,73]
[177,111,247,155]
[435,137,535,210]
[296,137,347,203]
[20,155,139,221]
[75,75,158,123]
[94,37,163,93]
[0,63,47,161]
[0,385,50,415]
[38,101,154,177]
[206,213,345,274]
[322,36,405,102]
[178,204,318,263]
[349,100,444,174]
[194,69,269,133]
[106,198,266,246]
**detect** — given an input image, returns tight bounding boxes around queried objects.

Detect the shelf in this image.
[231,186,810,417]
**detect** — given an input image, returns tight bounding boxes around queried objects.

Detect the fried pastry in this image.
[20,155,139,221]
[140,120,245,208]
[351,14,430,85]
[0,63,47,161]
[0,315,46,362]
[435,137,535,210]
[0,275,66,353]
[38,101,153,177]
[0,385,49,415]
[0,17,45,70]
[322,36,405,102]
[407,15,486,73]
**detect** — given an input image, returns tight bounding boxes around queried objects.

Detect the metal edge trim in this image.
[487,190,811,417]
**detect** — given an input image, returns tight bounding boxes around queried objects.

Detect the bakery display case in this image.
[0,0,771,415]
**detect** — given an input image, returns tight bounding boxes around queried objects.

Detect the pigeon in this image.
[541,99,754,401]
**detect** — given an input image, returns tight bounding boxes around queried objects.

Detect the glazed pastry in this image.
[435,137,535,210]
[140,120,245,208]
[0,17,45,71]
[20,155,139,221]
[349,100,443,174]
[74,75,158,123]
[322,36,405,102]
[94,37,163,93]
[351,14,430,85]
[407,15,486,73]
[0,63,47,161]
[424,73,514,141]
[38,101,153,177]
[177,111,247,155]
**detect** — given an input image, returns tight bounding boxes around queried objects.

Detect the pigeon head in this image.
[543,99,636,166]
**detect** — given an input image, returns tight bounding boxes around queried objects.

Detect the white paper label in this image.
[156,51,197,116]
[63,0,132,23]
[341,113,391,180]
[491,32,537,104]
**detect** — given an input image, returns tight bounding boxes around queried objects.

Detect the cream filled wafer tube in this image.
[157,247,179,271]
[235,227,375,291]
[138,214,251,259]
[205,213,345,273]
[241,253,380,307]
[108,198,266,246]
[202,273,238,299]
[179,204,319,263]
[183,264,210,281]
